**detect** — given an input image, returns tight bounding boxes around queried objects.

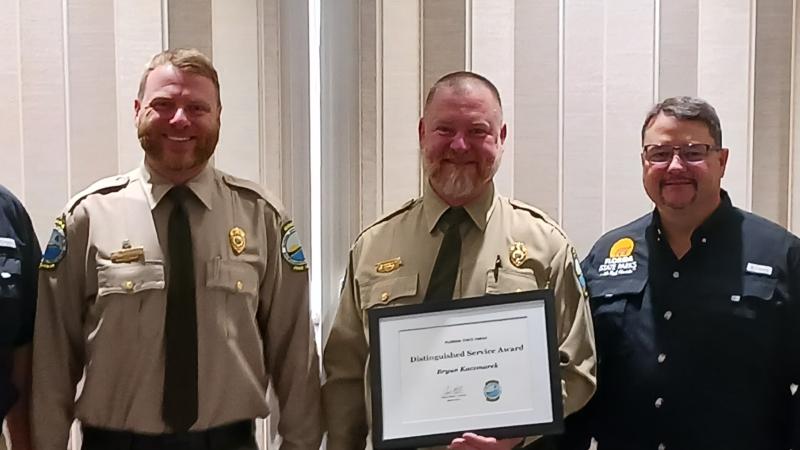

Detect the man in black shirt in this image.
[561,96,800,450]
[0,186,39,450]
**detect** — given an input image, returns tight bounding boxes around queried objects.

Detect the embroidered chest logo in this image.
[598,237,638,277]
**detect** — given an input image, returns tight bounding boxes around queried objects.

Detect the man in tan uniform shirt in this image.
[322,72,596,450]
[32,49,321,450]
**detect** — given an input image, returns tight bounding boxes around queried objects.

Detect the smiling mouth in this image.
[662,179,695,187]
[165,135,192,142]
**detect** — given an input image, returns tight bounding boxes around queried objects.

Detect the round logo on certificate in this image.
[483,380,502,402]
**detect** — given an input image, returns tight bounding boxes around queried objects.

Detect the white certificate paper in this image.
[369,291,562,448]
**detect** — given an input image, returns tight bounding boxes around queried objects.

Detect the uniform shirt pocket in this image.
[96,261,166,338]
[358,274,419,310]
[206,258,260,338]
[485,267,539,294]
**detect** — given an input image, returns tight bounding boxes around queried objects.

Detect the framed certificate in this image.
[368,290,563,449]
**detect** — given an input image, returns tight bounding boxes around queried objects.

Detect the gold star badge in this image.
[229,227,246,255]
[509,242,528,268]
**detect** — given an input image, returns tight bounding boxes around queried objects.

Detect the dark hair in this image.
[641,96,722,147]
[424,71,502,113]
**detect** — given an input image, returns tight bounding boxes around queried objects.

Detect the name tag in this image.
[746,262,773,276]
[0,237,16,249]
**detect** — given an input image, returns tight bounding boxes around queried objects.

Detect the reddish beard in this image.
[423,152,499,203]
[137,117,220,172]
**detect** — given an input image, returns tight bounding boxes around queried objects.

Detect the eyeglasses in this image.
[642,143,717,164]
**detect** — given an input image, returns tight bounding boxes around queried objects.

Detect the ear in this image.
[418,117,426,145]
[499,123,508,144]
[134,98,142,122]
[717,148,730,178]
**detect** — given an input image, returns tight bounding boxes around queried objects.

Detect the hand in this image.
[449,432,523,450]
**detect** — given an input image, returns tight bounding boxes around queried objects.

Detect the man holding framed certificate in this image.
[322,72,596,449]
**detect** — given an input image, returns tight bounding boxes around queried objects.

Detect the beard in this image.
[137,117,220,173]
[423,150,501,203]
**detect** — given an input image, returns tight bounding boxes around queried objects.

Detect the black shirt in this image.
[0,185,40,419]
[561,191,800,450]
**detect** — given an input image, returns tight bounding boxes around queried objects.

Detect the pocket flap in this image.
[0,257,21,277]
[97,262,165,296]
[359,274,418,309]
[587,275,647,299]
[741,274,777,301]
[485,268,539,294]
[205,259,259,296]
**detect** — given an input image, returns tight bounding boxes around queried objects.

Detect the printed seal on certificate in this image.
[367,290,564,449]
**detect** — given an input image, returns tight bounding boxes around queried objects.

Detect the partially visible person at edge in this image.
[31,48,321,450]
[560,96,800,450]
[322,71,596,450]
[0,186,40,450]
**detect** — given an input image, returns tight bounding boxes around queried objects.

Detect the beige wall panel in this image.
[697,0,753,209]
[658,0,699,98]
[259,0,283,198]
[751,0,792,226]
[67,0,119,193]
[513,0,560,220]
[793,0,800,233]
[562,0,605,255]
[360,0,380,224]
[168,0,213,57]
[471,0,515,197]
[212,0,261,183]
[381,1,421,212]
[0,0,23,198]
[422,0,467,95]
[114,0,164,173]
[603,1,655,233]
[19,0,69,241]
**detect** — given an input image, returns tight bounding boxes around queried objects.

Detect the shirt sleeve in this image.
[8,195,41,347]
[551,240,597,417]
[31,208,88,450]
[321,251,370,450]
[257,213,322,450]
[786,241,800,446]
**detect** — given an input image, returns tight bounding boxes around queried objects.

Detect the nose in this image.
[666,152,686,172]
[170,107,190,128]
[449,133,468,151]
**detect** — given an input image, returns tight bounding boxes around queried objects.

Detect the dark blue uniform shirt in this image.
[562,192,800,450]
[0,185,40,419]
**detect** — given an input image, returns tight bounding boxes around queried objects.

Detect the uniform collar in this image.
[422,179,496,233]
[649,189,735,246]
[139,162,215,211]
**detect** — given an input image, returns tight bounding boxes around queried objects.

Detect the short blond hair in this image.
[137,48,220,106]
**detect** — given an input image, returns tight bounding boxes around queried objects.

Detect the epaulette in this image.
[65,174,130,214]
[508,198,569,240]
[355,197,419,241]
[222,173,287,218]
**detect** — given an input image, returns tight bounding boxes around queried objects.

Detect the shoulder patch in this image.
[281,221,308,271]
[40,214,67,270]
[508,198,568,240]
[571,247,588,297]
[65,175,130,214]
[355,197,420,241]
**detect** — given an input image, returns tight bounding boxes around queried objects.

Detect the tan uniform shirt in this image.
[32,164,321,450]
[322,181,596,450]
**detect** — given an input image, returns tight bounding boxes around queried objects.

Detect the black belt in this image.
[82,420,255,450]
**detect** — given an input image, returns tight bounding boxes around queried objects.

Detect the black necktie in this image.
[424,207,469,302]
[162,186,198,431]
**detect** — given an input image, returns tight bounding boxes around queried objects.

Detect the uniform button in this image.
[381,292,389,301]
[663,310,673,320]
[654,397,664,408]
[657,353,666,363]
[672,271,679,279]
[123,280,134,291]
[235,280,243,292]
[658,444,666,450]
